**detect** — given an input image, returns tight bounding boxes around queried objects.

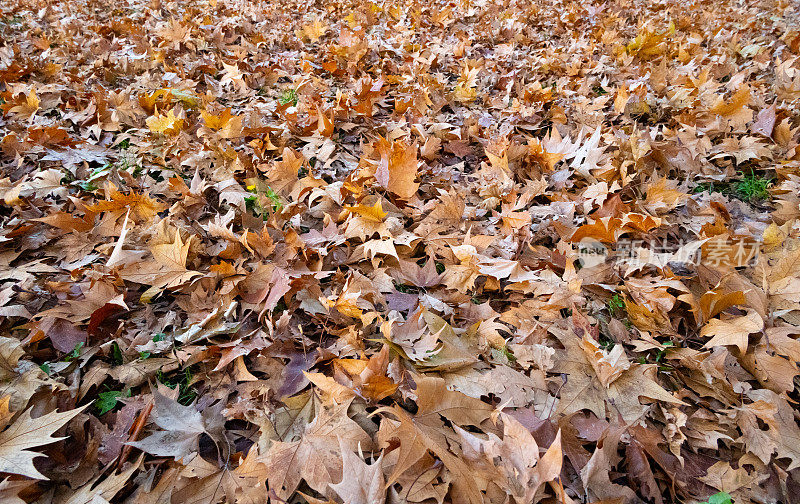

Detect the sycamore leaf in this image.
[1,88,39,120]
[267,147,303,195]
[711,86,750,117]
[414,376,493,427]
[57,456,141,504]
[264,401,373,500]
[457,414,563,503]
[0,479,29,504]
[127,387,222,460]
[146,109,184,135]
[741,389,800,470]
[699,461,767,495]
[0,338,25,382]
[329,437,385,504]
[0,404,87,480]
[643,177,689,214]
[87,185,166,223]
[701,309,763,354]
[3,2,799,503]
[579,334,630,388]
[553,327,685,423]
[200,108,243,139]
[119,232,201,291]
[374,138,419,199]
[296,18,328,43]
[377,405,484,504]
[345,200,387,222]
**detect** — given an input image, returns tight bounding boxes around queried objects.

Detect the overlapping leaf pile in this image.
[1,0,799,501]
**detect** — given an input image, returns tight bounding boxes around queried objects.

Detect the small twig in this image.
[118,399,154,470]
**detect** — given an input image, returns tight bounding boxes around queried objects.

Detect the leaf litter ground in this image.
[1,0,800,502]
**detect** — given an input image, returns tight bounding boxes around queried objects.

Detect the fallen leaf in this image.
[0,404,87,479]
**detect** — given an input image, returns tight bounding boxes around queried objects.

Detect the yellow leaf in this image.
[762,222,788,251]
[295,19,328,43]
[614,84,630,113]
[453,83,477,103]
[626,26,667,60]
[2,87,40,120]
[643,177,688,214]
[711,86,750,117]
[201,107,242,138]
[146,109,184,135]
[346,200,387,222]
[331,289,363,318]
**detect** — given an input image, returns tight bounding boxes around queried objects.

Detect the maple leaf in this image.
[457,413,563,503]
[414,376,493,426]
[414,310,479,371]
[264,400,373,499]
[527,137,564,170]
[0,404,87,479]
[146,108,184,135]
[579,334,630,388]
[453,64,479,103]
[737,389,800,470]
[700,309,763,354]
[296,18,328,43]
[3,0,798,501]
[373,376,494,504]
[552,326,685,422]
[119,231,201,293]
[373,137,419,200]
[569,126,605,179]
[580,425,638,502]
[329,438,385,504]
[220,62,247,91]
[1,87,39,121]
[0,338,25,383]
[377,405,485,504]
[391,258,443,288]
[200,108,243,139]
[382,307,441,362]
[266,147,303,196]
[332,346,398,402]
[643,177,689,214]
[362,238,399,263]
[711,85,750,117]
[87,184,166,223]
[328,286,364,319]
[699,461,768,495]
[127,387,223,460]
[626,25,668,59]
[58,456,141,504]
[570,216,621,244]
[343,200,392,240]
[167,447,268,504]
[345,200,387,222]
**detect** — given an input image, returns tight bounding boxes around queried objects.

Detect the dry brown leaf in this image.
[700,309,763,354]
[0,404,87,479]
